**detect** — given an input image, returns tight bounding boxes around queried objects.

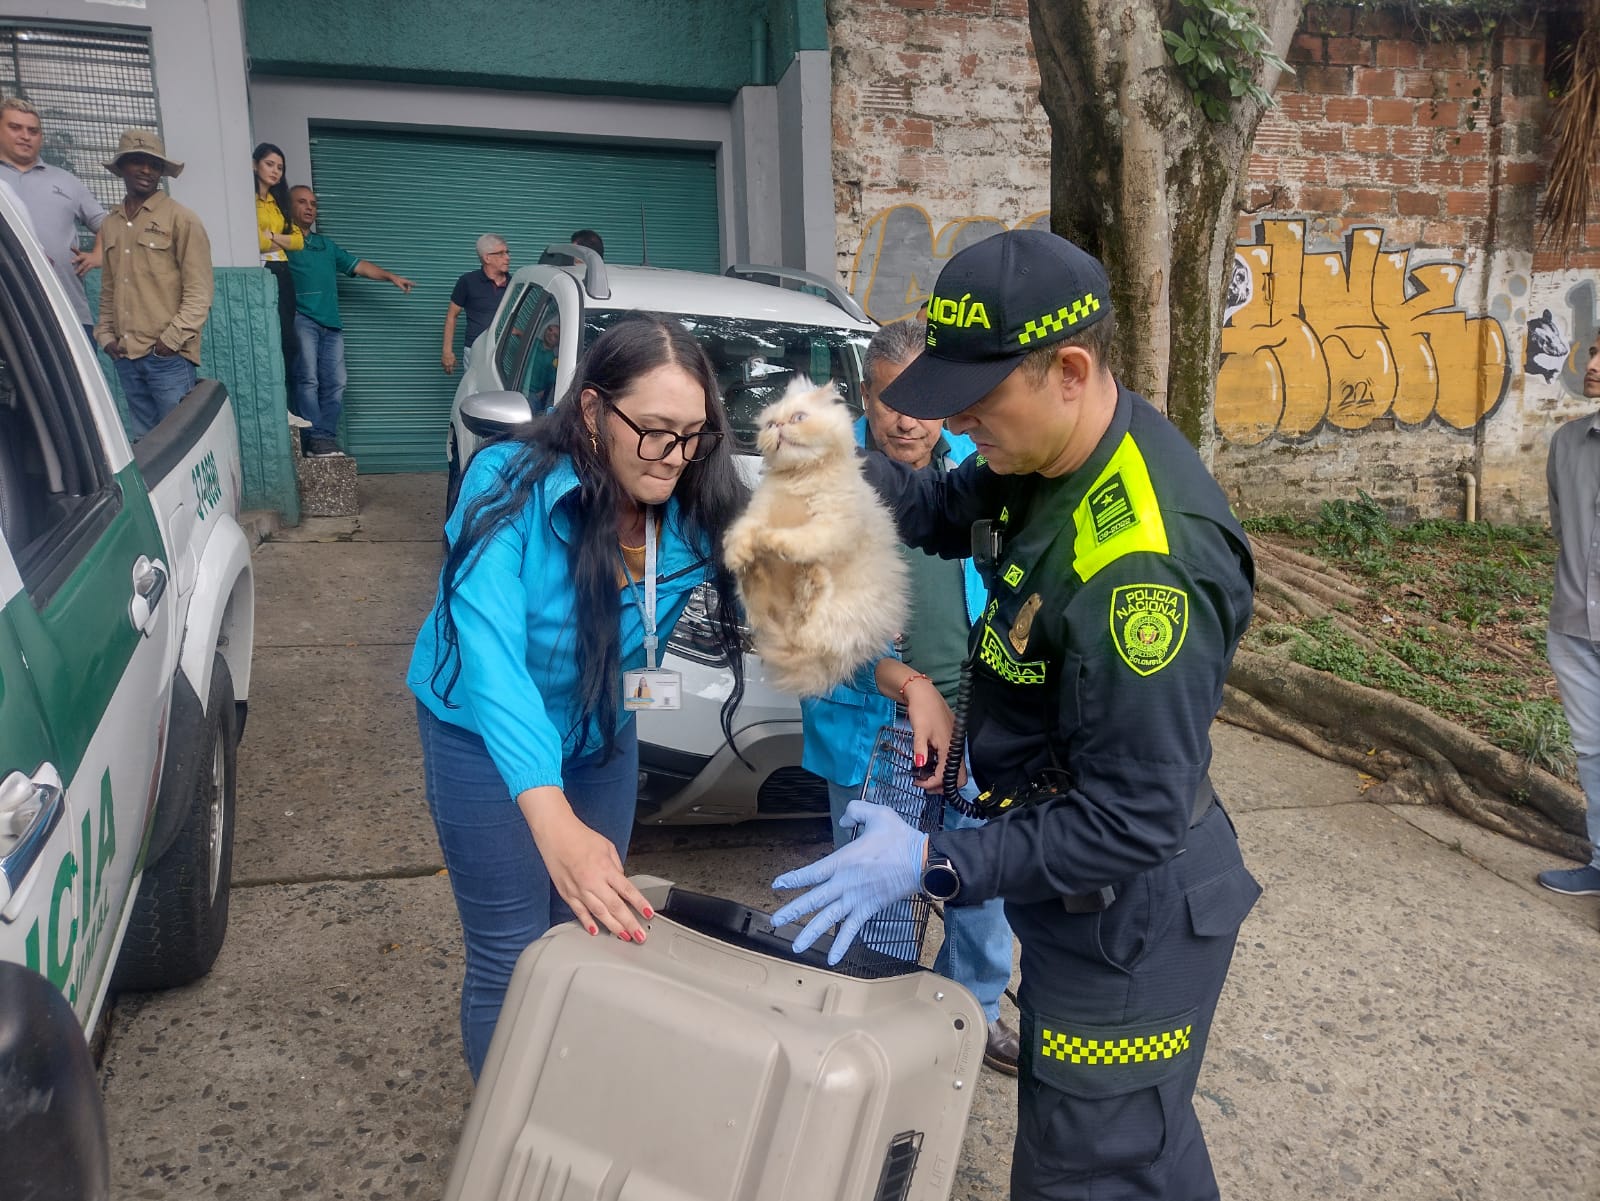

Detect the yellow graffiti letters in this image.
[1216,219,1508,444]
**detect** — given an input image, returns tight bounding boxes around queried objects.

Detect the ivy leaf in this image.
[1174,43,1197,64]
[1162,28,1186,50]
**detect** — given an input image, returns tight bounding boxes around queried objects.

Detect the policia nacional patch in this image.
[1111,583,1189,676]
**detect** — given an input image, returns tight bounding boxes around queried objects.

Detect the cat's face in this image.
[756,382,856,468]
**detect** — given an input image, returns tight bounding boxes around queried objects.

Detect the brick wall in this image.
[830,1,1591,524]
[829,0,1051,325]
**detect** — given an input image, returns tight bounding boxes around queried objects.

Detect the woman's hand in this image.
[902,676,964,791]
[517,786,653,942]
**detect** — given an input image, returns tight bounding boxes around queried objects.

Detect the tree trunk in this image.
[1029,0,1303,446]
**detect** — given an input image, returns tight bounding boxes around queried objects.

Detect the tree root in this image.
[1227,647,1589,861]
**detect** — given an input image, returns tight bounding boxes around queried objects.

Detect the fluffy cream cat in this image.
[723,380,907,697]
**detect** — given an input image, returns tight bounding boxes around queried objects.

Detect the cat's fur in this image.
[722,380,907,697]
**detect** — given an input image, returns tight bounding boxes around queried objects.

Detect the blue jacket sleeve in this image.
[445,451,567,796]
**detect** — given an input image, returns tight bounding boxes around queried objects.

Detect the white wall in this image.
[0,0,258,266]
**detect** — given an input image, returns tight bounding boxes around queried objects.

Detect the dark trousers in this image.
[266,259,298,389]
[1010,804,1261,1201]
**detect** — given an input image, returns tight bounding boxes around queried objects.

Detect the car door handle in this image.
[129,555,168,635]
[0,766,65,914]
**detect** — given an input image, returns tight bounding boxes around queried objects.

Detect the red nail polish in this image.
[618,932,629,941]
[587,925,598,936]
[633,931,646,944]
[642,907,655,920]
[914,753,925,768]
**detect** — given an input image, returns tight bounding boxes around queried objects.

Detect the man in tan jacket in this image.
[95,129,212,439]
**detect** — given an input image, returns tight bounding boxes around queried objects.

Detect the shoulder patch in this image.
[1073,433,1169,582]
[1111,584,1188,676]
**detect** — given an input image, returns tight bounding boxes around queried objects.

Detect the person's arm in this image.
[860,451,1007,559]
[1548,434,1563,548]
[278,223,305,253]
[157,210,213,355]
[72,189,107,276]
[446,450,649,938]
[874,658,956,787]
[935,544,1248,905]
[441,302,462,373]
[354,260,414,292]
[94,222,119,354]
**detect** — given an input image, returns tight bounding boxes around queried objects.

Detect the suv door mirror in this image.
[459,390,535,438]
[0,962,111,1199]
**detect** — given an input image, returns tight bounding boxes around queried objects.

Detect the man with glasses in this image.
[285,185,415,457]
[442,233,511,375]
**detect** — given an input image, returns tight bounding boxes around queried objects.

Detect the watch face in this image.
[924,861,959,901]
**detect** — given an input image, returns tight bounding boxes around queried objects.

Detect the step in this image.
[294,438,359,517]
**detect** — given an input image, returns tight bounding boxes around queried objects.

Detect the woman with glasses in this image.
[408,315,747,1078]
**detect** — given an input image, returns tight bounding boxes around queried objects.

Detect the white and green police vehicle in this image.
[0,181,254,1034]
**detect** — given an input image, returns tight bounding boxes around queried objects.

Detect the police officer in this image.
[772,229,1261,1200]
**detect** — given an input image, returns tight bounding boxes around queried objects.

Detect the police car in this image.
[446,247,876,823]
[0,181,255,1033]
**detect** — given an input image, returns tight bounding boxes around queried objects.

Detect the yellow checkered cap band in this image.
[1017,294,1103,346]
[1040,1023,1192,1066]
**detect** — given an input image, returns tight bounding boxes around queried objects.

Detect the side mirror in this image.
[0,963,111,1200]
[460,390,535,438]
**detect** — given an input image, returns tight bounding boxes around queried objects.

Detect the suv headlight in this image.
[668,582,749,666]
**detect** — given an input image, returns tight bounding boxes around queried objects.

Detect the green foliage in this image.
[1162,0,1292,123]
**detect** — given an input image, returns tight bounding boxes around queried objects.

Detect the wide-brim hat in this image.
[104,128,183,177]
[882,229,1112,420]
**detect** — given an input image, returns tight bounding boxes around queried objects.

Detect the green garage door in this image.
[308,128,721,472]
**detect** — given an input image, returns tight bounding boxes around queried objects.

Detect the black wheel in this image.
[112,655,237,991]
[445,436,462,521]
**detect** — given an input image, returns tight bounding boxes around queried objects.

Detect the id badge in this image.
[623,668,682,711]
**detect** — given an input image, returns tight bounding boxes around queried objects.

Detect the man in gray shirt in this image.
[1541,338,1600,895]
[0,96,105,336]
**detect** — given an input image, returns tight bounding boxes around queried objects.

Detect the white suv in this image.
[445,246,876,824]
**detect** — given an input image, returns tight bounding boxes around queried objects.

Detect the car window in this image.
[494,284,548,387]
[582,311,871,454]
[513,297,563,412]
[0,219,115,606]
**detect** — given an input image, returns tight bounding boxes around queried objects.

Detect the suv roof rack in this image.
[724,264,870,325]
[540,243,611,300]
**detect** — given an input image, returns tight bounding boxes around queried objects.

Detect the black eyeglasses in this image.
[608,405,724,463]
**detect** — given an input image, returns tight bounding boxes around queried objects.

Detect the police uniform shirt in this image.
[870,385,1254,913]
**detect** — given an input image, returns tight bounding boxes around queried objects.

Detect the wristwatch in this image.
[922,852,961,902]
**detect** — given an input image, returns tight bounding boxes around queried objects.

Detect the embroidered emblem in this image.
[1111,583,1189,676]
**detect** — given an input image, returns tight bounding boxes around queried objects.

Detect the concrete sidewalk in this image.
[99,475,1600,1200]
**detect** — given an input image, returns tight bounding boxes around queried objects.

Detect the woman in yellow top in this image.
[254,142,304,381]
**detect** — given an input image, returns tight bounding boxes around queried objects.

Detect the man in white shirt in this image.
[0,96,105,336]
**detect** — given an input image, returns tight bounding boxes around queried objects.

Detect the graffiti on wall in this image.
[848,204,1049,324]
[1216,220,1509,446]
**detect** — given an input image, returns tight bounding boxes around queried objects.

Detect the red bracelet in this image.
[897,672,931,702]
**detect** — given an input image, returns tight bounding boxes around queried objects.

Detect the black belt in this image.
[1059,775,1216,914]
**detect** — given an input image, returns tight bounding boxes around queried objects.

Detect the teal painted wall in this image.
[243,0,825,98]
[88,268,299,524]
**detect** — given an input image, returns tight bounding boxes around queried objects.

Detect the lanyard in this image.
[619,510,660,670]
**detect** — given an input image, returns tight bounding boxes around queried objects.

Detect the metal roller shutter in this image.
[307,128,721,471]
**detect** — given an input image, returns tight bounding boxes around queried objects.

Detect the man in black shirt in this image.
[441,232,510,374]
[773,230,1261,1201]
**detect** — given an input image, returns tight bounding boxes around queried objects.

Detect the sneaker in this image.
[287,412,312,429]
[306,436,343,458]
[983,1018,1020,1076]
[1536,864,1600,895]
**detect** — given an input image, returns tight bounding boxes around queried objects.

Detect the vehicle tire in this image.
[445,436,462,521]
[111,655,237,992]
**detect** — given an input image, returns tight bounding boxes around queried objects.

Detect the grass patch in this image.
[1245,495,1568,779]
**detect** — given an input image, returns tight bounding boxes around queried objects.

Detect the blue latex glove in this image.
[771,800,928,965]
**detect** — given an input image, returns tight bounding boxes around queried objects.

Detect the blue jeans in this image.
[827,775,1014,1022]
[115,352,196,439]
[417,702,640,1079]
[1546,630,1600,867]
[291,313,347,440]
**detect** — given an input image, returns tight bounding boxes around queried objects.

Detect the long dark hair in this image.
[432,314,748,762]
[251,142,293,234]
